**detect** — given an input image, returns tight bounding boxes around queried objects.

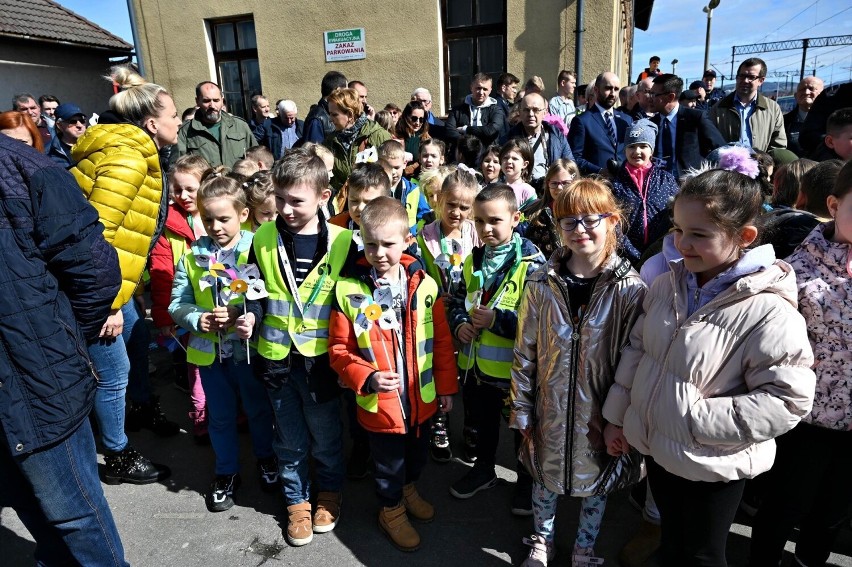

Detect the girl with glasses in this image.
[512,178,646,566]
[518,159,580,260]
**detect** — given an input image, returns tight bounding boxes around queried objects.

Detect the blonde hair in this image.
[243,171,274,211]
[168,154,209,184]
[437,166,479,221]
[553,177,623,264]
[232,159,261,178]
[107,65,171,126]
[360,196,409,236]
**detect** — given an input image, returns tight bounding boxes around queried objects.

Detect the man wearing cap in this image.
[703,70,725,107]
[46,103,88,168]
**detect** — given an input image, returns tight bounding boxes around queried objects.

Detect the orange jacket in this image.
[329,254,458,433]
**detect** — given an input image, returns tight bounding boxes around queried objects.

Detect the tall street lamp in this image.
[672,59,679,75]
[703,0,721,72]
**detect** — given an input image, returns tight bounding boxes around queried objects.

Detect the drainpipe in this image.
[575,0,585,96]
[126,0,145,76]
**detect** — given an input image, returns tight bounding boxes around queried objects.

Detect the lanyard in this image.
[371,265,407,369]
[277,232,330,318]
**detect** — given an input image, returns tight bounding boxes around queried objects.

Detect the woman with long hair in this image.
[394,100,431,162]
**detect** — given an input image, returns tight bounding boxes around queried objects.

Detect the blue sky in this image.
[58,0,852,87]
[633,0,852,85]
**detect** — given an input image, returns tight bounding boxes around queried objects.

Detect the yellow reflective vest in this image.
[457,256,528,379]
[253,222,352,360]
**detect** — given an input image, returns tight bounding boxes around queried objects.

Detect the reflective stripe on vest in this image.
[457,255,527,379]
[253,222,352,360]
[182,245,251,366]
[336,276,437,413]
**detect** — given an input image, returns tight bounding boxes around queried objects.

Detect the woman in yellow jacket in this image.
[70,65,182,485]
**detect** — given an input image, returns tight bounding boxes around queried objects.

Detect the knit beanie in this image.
[625,118,657,147]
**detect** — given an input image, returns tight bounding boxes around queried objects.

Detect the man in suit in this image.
[260,100,304,159]
[649,74,726,179]
[784,76,824,157]
[568,72,633,175]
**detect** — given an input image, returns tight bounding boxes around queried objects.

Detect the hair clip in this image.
[715,145,759,179]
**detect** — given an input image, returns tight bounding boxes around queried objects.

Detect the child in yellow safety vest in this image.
[445,184,545,515]
[169,172,276,514]
[239,149,357,548]
[329,197,458,552]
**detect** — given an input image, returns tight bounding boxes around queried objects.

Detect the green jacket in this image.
[324,119,391,191]
[175,111,258,168]
[706,92,787,153]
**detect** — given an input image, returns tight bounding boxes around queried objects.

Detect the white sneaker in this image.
[521,534,554,567]
[572,544,604,566]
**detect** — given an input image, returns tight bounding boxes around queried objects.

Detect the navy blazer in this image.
[652,106,725,174]
[568,104,633,174]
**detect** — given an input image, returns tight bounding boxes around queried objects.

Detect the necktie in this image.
[605,112,617,146]
[662,118,673,171]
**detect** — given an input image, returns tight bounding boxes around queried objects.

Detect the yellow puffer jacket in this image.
[71,123,163,309]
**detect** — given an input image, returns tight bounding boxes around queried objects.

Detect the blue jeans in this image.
[200,356,274,475]
[267,361,344,505]
[123,298,153,405]
[88,300,154,452]
[0,420,129,566]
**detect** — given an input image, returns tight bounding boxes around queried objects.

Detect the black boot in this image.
[103,445,171,485]
[125,396,180,437]
[429,413,452,462]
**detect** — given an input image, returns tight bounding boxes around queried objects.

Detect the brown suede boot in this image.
[378,503,420,552]
[285,501,313,546]
[617,519,661,567]
[402,483,434,522]
[313,491,342,533]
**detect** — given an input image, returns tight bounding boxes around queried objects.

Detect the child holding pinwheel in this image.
[329,197,458,552]
[169,172,277,513]
[446,184,545,516]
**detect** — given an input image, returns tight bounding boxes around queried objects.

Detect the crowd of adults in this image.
[0,53,850,566]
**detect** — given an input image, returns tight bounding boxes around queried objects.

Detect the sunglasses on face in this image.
[408,116,424,123]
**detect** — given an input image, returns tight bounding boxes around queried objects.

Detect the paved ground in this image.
[3,335,852,566]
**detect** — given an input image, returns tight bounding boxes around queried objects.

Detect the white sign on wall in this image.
[324,28,366,62]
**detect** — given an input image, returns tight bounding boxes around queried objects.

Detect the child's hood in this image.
[189,230,253,259]
[677,244,799,312]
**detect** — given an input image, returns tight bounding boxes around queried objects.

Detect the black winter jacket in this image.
[0,135,120,455]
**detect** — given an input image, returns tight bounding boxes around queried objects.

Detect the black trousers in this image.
[750,422,852,567]
[367,422,429,507]
[647,457,746,567]
[464,377,529,480]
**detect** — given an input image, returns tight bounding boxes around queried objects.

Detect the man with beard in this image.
[568,72,633,175]
[175,81,256,167]
[784,76,824,157]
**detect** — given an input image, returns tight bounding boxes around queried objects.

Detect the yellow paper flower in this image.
[209,263,226,277]
[364,304,382,321]
[230,279,248,293]
[450,253,462,267]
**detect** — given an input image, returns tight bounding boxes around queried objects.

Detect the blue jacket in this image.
[260,117,305,159]
[568,104,633,174]
[45,133,74,169]
[0,134,121,455]
[610,164,679,266]
[506,122,574,166]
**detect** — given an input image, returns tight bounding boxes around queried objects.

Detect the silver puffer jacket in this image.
[510,248,646,496]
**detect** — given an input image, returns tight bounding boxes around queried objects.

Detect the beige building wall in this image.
[132,0,630,118]
[131,0,446,117]
[507,0,628,93]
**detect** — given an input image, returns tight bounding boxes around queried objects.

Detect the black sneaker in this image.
[257,457,279,493]
[125,396,180,437]
[102,444,171,485]
[429,413,452,463]
[462,426,478,463]
[449,466,498,499]
[206,474,241,512]
[346,439,371,480]
[511,472,533,516]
